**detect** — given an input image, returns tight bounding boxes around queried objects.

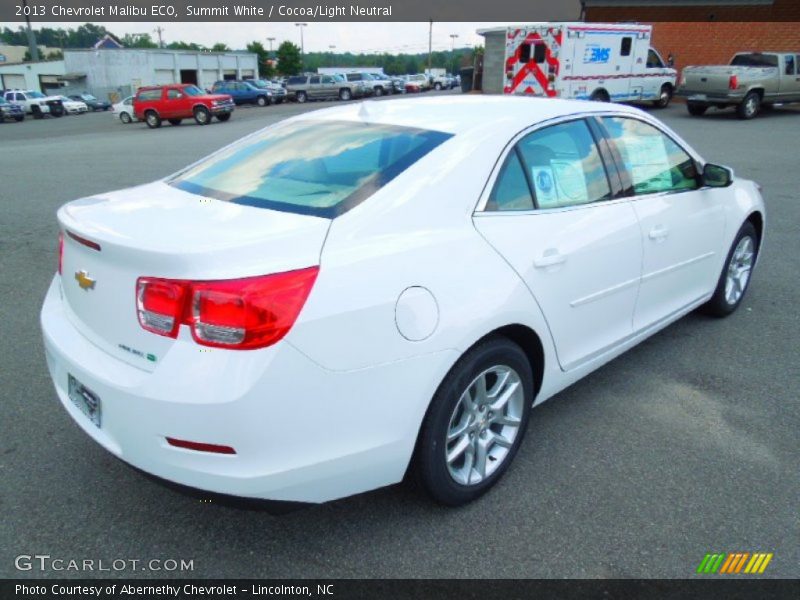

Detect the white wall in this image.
[0,60,65,92]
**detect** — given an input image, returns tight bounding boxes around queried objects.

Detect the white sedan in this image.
[41,97,765,506]
[56,95,88,115]
[112,95,137,123]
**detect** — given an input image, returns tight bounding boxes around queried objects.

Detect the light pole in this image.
[450,34,459,52]
[328,45,336,67]
[295,23,307,70]
[267,37,275,53]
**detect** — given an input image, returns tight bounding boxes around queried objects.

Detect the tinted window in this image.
[287,76,306,85]
[519,43,531,63]
[621,37,632,57]
[785,55,795,75]
[137,89,162,101]
[731,53,778,67]
[166,89,183,99]
[309,76,320,84]
[322,76,334,84]
[602,117,699,195]
[170,120,452,218]
[533,43,547,64]
[517,120,611,209]
[487,152,534,211]
[646,49,664,68]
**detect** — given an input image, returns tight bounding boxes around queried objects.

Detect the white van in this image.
[488,23,677,107]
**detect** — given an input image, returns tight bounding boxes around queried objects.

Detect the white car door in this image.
[474,118,642,371]
[599,116,727,331]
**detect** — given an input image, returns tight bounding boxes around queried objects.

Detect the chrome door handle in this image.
[534,250,566,268]
[648,226,669,241]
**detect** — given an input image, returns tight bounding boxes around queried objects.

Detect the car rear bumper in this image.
[41,276,453,503]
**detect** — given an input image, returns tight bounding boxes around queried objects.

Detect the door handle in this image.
[534,249,566,268]
[648,225,669,241]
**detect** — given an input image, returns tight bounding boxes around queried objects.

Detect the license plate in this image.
[688,94,708,101]
[68,374,101,428]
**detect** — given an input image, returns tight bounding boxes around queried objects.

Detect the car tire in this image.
[144,110,162,129]
[296,91,307,104]
[193,106,211,125]
[652,84,673,109]
[374,87,384,97]
[256,95,268,107]
[589,89,610,103]
[687,102,708,116]
[702,221,759,317]
[216,113,231,122]
[15,115,24,122]
[339,88,352,101]
[737,91,761,120]
[120,112,132,124]
[168,118,182,126]
[414,336,534,506]
[434,82,442,91]
[0,113,4,124]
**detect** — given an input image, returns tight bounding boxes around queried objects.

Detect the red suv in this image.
[133,84,235,128]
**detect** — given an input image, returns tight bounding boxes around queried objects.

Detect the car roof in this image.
[298,95,644,136]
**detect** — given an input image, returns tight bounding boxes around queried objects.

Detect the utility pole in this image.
[450,34,459,52]
[21,0,39,61]
[329,45,336,67]
[267,37,276,53]
[153,26,165,48]
[295,23,307,70]
[427,19,433,77]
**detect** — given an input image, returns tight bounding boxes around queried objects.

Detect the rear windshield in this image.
[170,120,452,218]
[731,53,778,67]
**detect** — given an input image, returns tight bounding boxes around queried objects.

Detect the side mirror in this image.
[702,163,734,188]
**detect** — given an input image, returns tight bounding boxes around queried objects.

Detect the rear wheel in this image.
[120,112,132,124]
[652,84,673,108]
[32,105,44,119]
[703,221,758,317]
[296,91,307,103]
[193,106,211,125]
[216,113,231,122]
[737,91,761,120]
[144,110,161,128]
[168,118,182,126]
[15,115,24,122]
[687,102,708,116]
[589,89,610,103]
[339,88,352,101]
[434,82,442,91]
[414,337,533,506]
[374,86,384,97]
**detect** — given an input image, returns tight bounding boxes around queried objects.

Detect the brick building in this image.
[584,0,800,73]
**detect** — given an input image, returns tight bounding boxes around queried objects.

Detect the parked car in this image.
[3,90,64,118]
[42,96,764,506]
[286,74,367,103]
[56,95,89,115]
[252,79,288,103]
[211,80,273,107]
[343,72,393,96]
[112,95,137,124]
[0,96,25,122]
[406,74,432,93]
[678,51,800,119]
[391,78,407,94]
[133,84,235,128]
[69,94,111,111]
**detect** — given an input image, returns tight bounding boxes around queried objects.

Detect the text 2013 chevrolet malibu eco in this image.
[42,97,765,506]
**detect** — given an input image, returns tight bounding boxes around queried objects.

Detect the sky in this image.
[11,18,582,54]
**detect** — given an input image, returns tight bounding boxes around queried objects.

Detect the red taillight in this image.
[57,231,64,275]
[729,75,738,90]
[135,267,319,350]
[166,437,236,454]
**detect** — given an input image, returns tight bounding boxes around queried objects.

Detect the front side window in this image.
[516,120,612,209]
[170,120,452,218]
[183,86,204,96]
[322,76,334,84]
[785,55,796,75]
[647,49,664,68]
[167,89,183,100]
[602,117,699,195]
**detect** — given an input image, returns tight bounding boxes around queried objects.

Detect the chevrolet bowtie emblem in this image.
[75,270,96,291]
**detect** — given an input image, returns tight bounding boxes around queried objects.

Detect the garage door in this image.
[241,69,255,79]
[201,70,219,88]
[2,74,27,90]
[154,69,175,85]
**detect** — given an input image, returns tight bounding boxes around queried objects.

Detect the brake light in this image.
[57,231,64,275]
[729,75,738,90]
[135,267,319,350]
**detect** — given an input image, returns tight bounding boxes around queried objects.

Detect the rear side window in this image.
[287,76,306,85]
[487,153,533,211]
[170,120,453,218]
[516,120,612,209]
[731,53,778,67]
[602,117,699,195]
[137,89,161,101]
[309,76,320,84]
[621,37,632,57]
[785,55,796,75]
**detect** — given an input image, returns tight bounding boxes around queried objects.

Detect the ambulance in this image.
[498,23,677,107]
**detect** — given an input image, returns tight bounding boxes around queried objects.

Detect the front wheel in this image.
[339,88,352,101]
[737,91,761,120]
[216,113,231,122]
[296,91,307,104]
[652,84,673,108]
[15,115,25,122]
[414,337,533,506]
[434,82,442,91]
[702,222,758,317]
[193,106,211,125]
[256,95,268,107]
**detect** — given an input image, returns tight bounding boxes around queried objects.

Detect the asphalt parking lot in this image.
[1,91,798,579]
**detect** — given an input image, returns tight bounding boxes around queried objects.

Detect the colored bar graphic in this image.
[700,552,773,575]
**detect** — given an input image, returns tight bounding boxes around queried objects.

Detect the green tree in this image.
[211,43,231,52]
[121,33,158,49]
[276,41,302,75]
[246,41,275,78]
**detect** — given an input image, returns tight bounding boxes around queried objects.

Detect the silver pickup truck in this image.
[678,51,800,119]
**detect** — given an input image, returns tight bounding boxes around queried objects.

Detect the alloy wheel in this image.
[725,236,755,305]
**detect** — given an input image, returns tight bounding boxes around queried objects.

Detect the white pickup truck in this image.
[3,89,65,118]
[678,51,800,119]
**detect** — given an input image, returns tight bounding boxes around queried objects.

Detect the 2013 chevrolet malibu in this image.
[41,97,765,506]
